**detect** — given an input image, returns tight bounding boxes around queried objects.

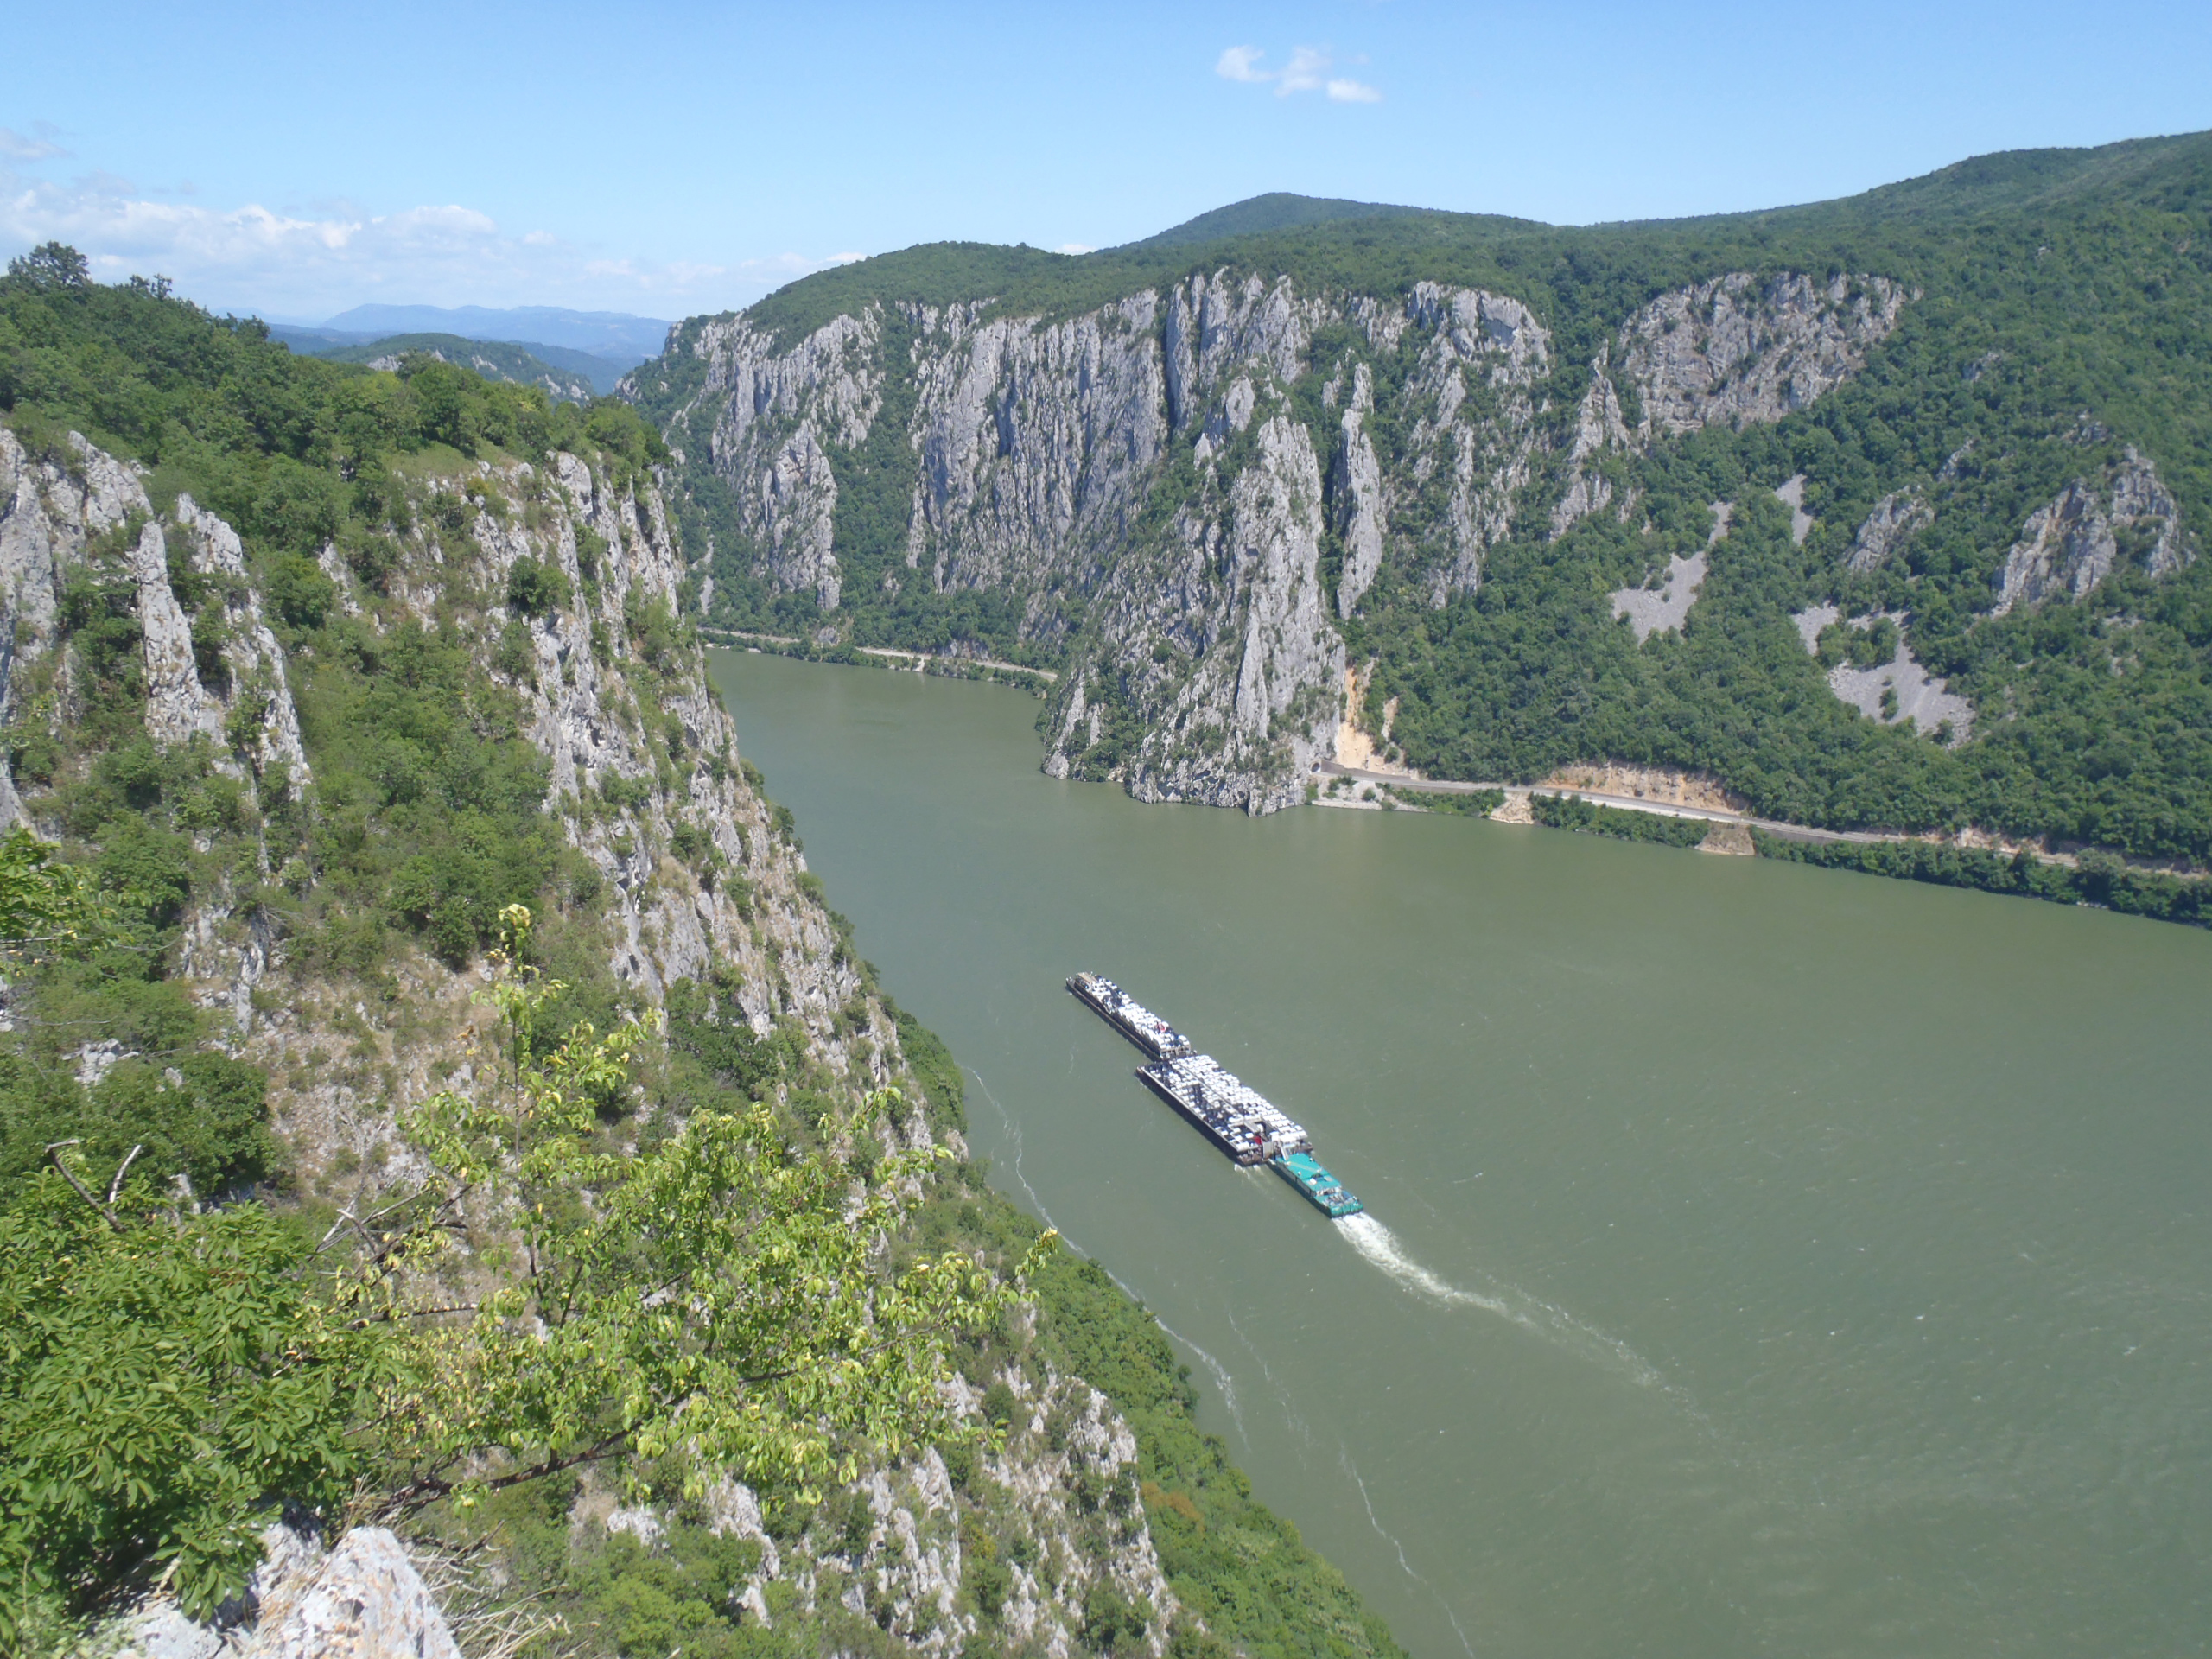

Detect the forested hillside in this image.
[626,131,2212,884]
[309,332,604,400]
[0,249,1399,1658]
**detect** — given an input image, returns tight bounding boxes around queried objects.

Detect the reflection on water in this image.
[712,650,2212,1659]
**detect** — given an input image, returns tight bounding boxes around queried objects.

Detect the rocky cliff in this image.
[638,266,1903,812]
[0,425,892,1176]
[3,411,1395,1656]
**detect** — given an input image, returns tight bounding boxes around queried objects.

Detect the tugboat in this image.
[1268,1149,1364,1217]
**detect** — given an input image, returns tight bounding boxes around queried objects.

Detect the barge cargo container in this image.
[1066,972,1193,1059]
[1136,1054,1314,1166]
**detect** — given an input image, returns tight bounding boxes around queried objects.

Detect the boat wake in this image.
[967,1066,1058,1233]
[1152,1315,1247,1446]
[967,1065,1248,1445]
[1339,1445,1478,1659]
[1335,1212,1663,1389]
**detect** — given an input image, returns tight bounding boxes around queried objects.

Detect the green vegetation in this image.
[1529,794,1713,847]
[0,251,1407,1657]
[1753,833,2212,925]
[306,332,600,400]
[1028,1249,1406,1659]
[1382,785,1504,817]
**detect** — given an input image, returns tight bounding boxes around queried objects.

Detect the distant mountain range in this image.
[268,304,672,372]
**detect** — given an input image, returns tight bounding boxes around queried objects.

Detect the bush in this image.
[0,1172,362,1637]
[1529,793,1711,848]
[505,554,570,618]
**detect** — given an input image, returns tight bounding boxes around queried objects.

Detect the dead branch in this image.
[44,1140,123,1232]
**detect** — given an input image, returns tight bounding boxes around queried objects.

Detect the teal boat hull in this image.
[1270,1150,1363,1217]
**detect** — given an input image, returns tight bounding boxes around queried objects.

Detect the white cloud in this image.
[1056,242,1095,256]
[828,251,867,265]
[1216,45,1379,103]
[1215,45,1270,83]
[1277,47,1330,96]
[0,164,849,317]
[0,126,68,162]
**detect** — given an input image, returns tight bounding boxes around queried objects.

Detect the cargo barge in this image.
[1066,972,1194,1060]
[1137,1054,1313,1166]
[1071,971,1362,1219]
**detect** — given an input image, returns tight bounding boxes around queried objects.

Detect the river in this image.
[709,650,2212,1658]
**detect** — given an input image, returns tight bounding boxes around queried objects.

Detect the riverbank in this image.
[1314,759,2212,928]
[703,627,1058,693]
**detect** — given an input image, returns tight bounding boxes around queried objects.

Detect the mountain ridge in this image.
[318,301,672,363]
[622,128,2212,914]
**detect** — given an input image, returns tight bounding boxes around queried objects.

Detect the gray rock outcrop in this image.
[108,1527,459,1659]
[1992,447,2191,613]
[1553,273,1911,537]
[1044,411,1343,812]
[1619,273,1911,438]
[644,1362,1176,1659]
[1846,488,1934,573]
[1792,608,1974,742]
[1331,362,1385,615]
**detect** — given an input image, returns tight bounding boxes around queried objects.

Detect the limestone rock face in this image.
[0,428,153,752]
[1847,488,1934,573]
[172,496,313,784]
[689,308,885,609]
[1993,447,2191,613]
[906,293,1166,619]
[245,446,913,1196]
[1552,272,1910,537]
[1619,272,1912,437]
[663,267,1904,811]
[1332,363,1386,616]
[245,1529,461,1659]
[1551,353,1632,536]
[125,518,225,751]
[1046,413,1344,814]
[674,1363,1175,1659]
[108,1526,459,1659]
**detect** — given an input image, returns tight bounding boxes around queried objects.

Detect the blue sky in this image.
[3,0,2208,323]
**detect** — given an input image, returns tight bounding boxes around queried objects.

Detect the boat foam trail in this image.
[968,1066,1059,1233]
[1338,1443,1478,1659]
[1335,1212,1663,1389]
[1150,1314,1247,1446]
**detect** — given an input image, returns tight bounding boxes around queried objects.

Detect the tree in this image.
[0,1165,365,1641]
[345,906,1049,1512]
[0,899,1046,1642]
[3,242,90,291]
[0,828,100,960]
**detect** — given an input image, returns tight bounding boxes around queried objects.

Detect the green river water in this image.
[709,651,2212,1659]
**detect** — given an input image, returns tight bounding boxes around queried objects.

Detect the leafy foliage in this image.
[351,909,1042,1512]
[1754,831,2212,924]
[0,1168,365,1639]
[1529,793,1713,847]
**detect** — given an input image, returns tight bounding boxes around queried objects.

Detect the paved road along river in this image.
[711,650,2212,1659]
